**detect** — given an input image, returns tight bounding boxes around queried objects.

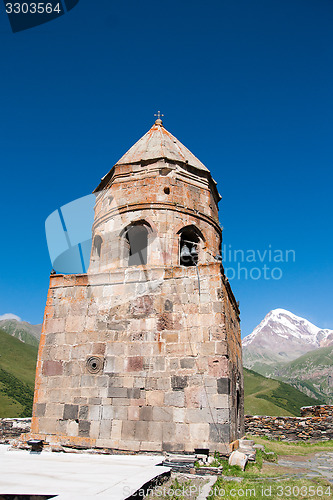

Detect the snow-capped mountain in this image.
[242,309,333,375]
[243,308,333,348]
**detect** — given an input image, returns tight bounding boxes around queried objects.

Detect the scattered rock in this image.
[239,439,254,447]
[253,444,265,451]
[229,450,248,471]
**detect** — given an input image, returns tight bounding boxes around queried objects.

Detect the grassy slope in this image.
[244,368,323,416]
[286,345,333,369]
[242,347,286,377]
[247,435,333,456]
[0,320,41,348]
[0,328,38,417]
[0,381,24,416]
[276,345,333,403]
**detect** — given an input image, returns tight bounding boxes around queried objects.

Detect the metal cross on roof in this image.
[154,111,164,121]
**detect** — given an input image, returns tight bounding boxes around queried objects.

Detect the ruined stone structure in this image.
[29,118,244,453]
[245,406,333,442]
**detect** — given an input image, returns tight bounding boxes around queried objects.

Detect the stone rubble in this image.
[245,405,333,442]
[0,418,31,444]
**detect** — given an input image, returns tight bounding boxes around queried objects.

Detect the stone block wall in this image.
[28,261,243,454]
[89,159,221,275]
[300,405,333,417]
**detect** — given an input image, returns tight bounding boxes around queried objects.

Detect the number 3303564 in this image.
[5,3,62,14]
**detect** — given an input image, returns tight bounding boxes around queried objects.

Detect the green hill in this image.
[0,319,41,348]
[244,367,323,416]
[275,345,333,404]
[0,328,38,417]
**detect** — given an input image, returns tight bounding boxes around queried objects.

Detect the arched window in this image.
[125,225,148,266]
[178,226,203,267]
[93,235,103,258]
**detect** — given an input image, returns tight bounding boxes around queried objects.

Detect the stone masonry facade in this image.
[13,406,333,447]
[26,120,244,453]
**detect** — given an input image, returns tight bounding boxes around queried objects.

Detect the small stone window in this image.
[178,226,202,267]
[125,224,148,266]
[93,235,103,258]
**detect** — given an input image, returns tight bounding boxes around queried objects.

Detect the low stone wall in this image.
[300,405,333,417]
[245,406,333,442]
[0,418,31,443]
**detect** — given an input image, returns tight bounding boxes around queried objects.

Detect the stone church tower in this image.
[29,118,244,453]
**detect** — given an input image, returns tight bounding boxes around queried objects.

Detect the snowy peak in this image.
[243,309,333,349]
[242,309,333,404]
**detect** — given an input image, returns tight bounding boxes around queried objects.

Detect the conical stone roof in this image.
[94,119,218,193]
[115,120,209,172]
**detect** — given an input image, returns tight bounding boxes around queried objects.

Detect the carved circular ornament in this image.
[86,356,104,374]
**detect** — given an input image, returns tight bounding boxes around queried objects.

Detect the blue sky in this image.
[0,0,332,336]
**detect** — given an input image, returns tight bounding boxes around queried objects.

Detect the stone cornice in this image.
[92,202,222,234]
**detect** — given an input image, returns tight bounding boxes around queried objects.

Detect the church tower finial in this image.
[154,110,164,125]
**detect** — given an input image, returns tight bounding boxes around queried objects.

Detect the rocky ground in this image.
[143,440,333,499]
[274,451,333,482]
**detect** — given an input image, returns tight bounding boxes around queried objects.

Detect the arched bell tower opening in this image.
[93,235,103,259]
[178,225,204,267]
[125,224,149,266]
[119,220,153,267]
